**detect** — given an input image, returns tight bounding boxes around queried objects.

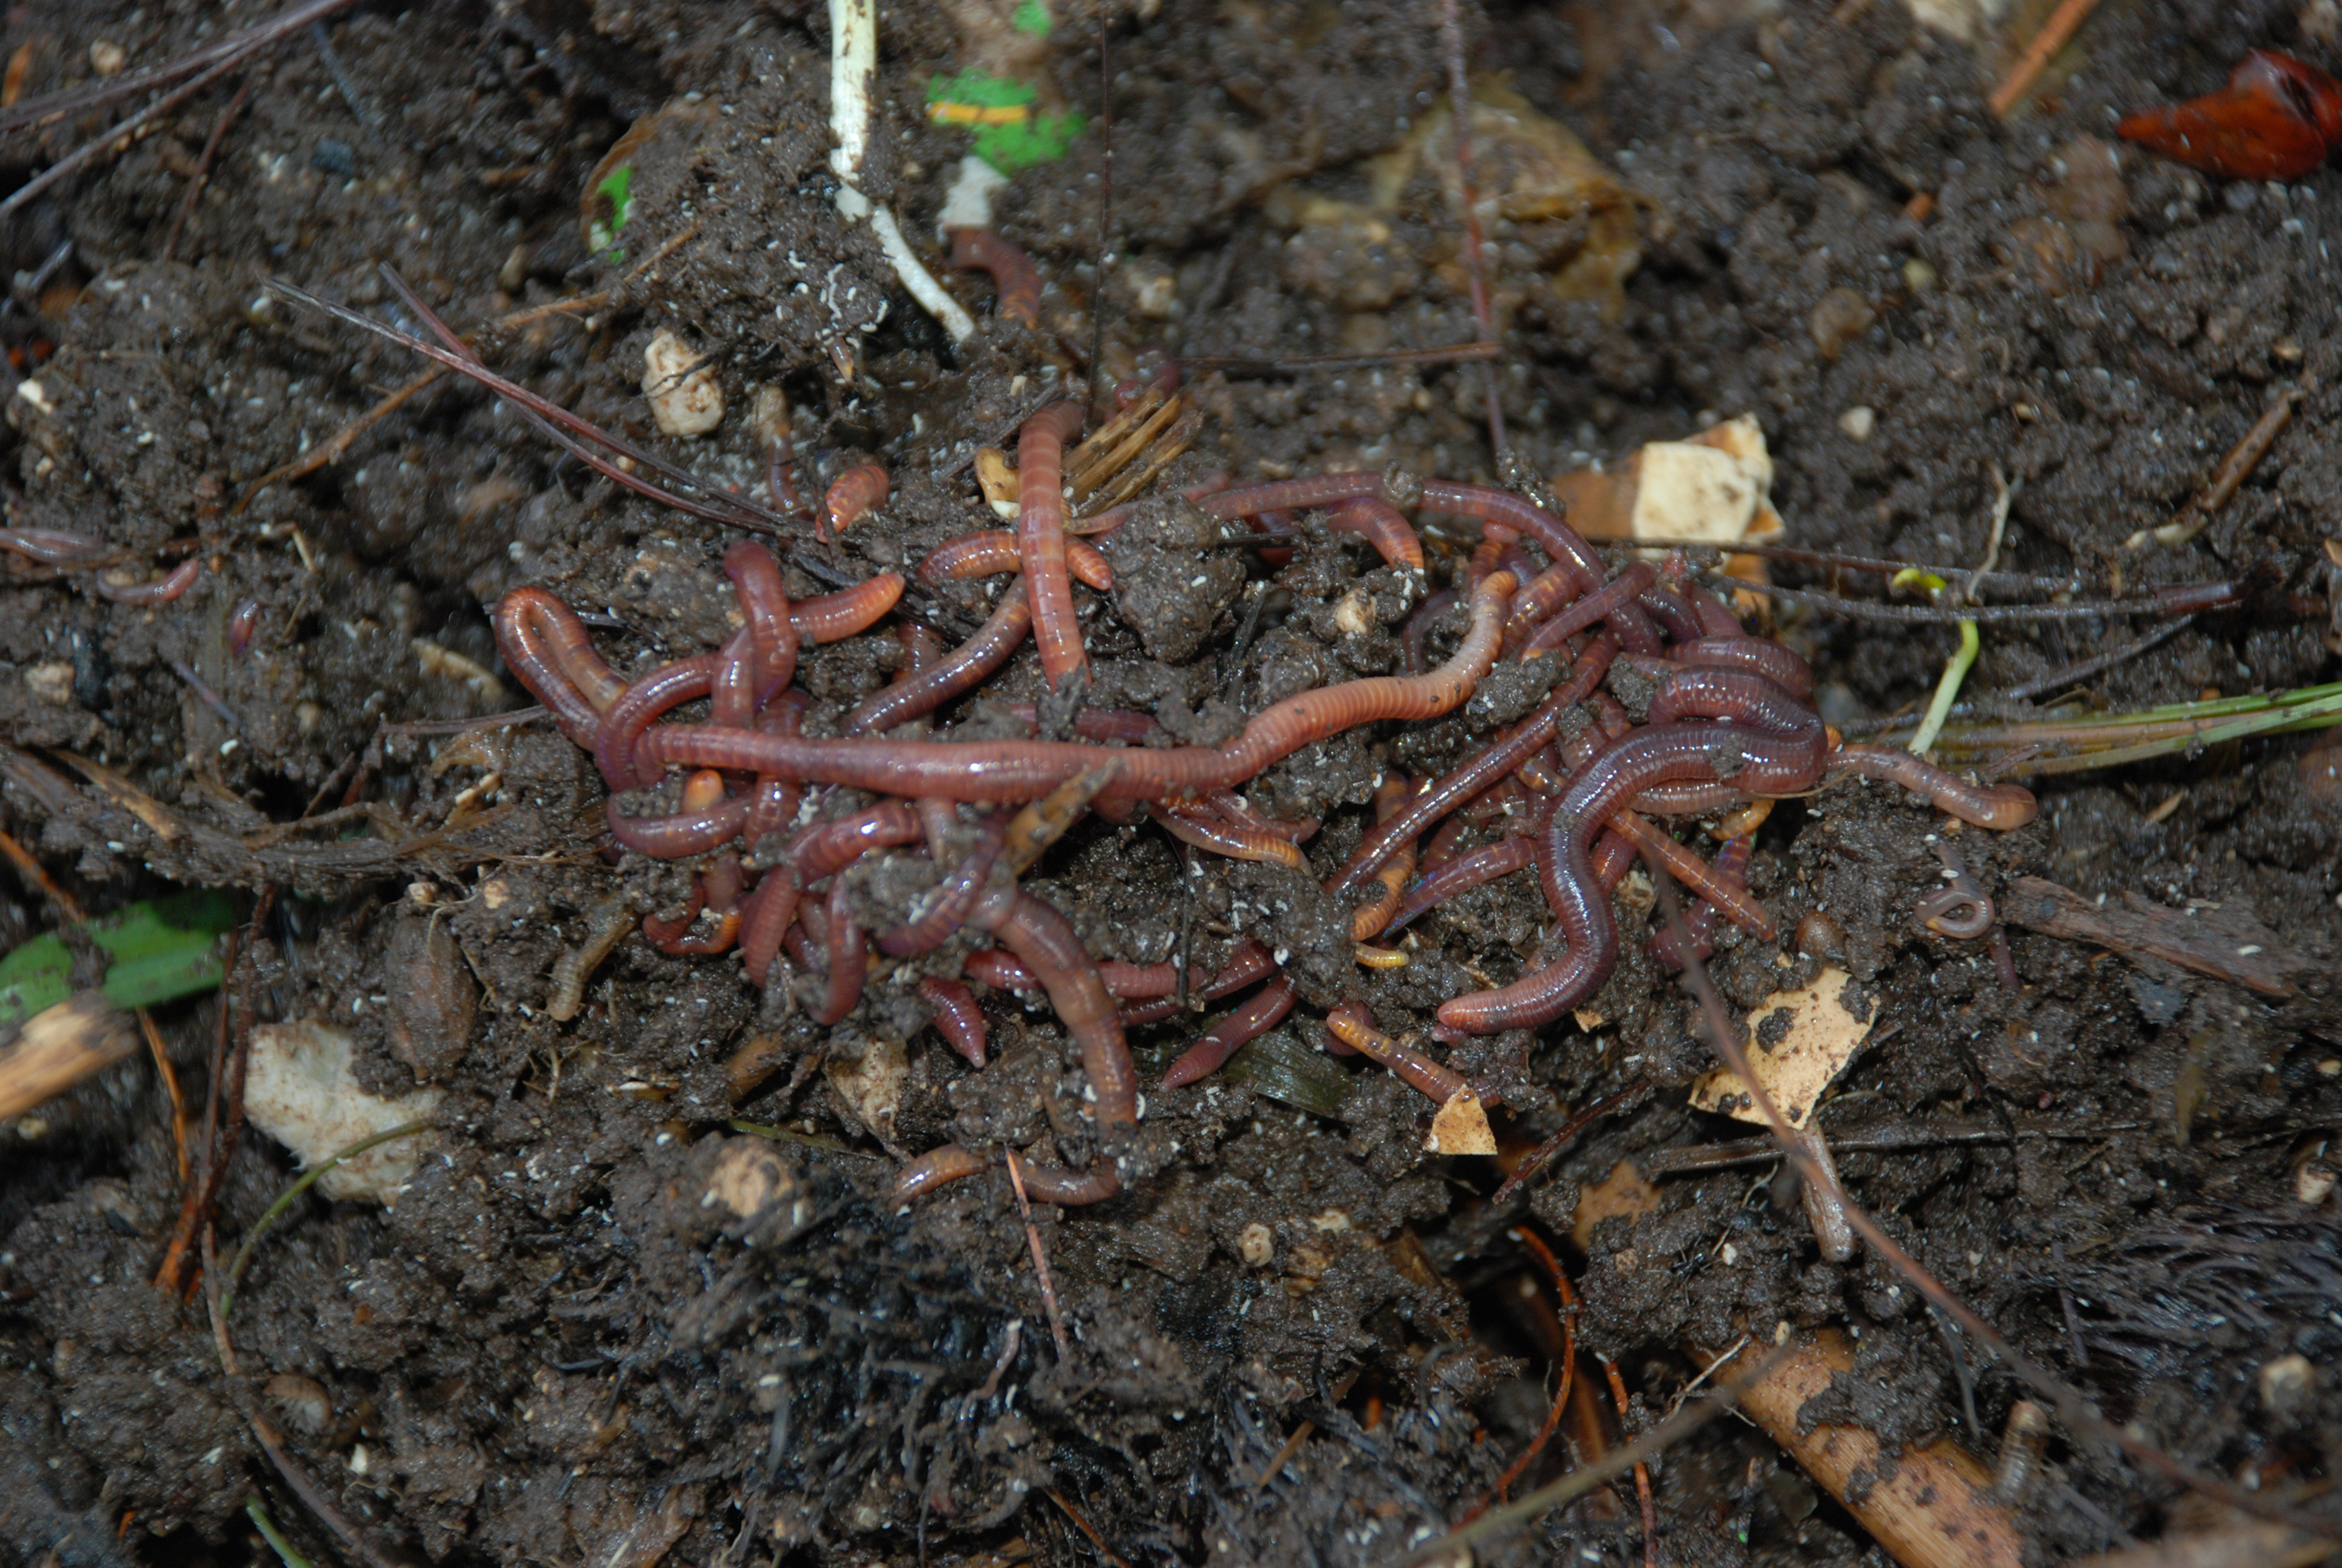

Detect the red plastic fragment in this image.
[2116,49,2342,181]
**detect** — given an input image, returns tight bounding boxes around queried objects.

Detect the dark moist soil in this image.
[2,1,2340,1566]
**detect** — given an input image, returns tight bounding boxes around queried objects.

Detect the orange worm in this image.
[789,573,904,643]
[948,227,1041,325]
[1324,1000,1467,1106]
[894,1142,990,1204]
[822,462,888,540]
[1348,773,1416,941]
[1017,402,1089,691]
[919,528,1112,590]
[1149,803,1310,871]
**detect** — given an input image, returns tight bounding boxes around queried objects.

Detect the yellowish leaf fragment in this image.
[1688,965,1873,1129]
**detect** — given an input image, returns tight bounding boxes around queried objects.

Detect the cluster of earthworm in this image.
[0,526,205,604]
[493,230,2039,1210]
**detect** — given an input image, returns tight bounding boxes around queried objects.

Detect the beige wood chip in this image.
[1688,965,1873,1129]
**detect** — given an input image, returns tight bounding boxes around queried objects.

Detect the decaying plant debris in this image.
[0,2,2340,1567]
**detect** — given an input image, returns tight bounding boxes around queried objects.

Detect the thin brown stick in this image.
[1438,0,1504,453]
[2003,617,2192,703]
[1183,342,1503,375]
[138,1007,189,1184]
[0,0,352,136]
[492,222,702,329]
[152,945,229,1293]
[232,368,445,515]
[1647,861,2342,1540]
[1045,1489,1133,1568]
[1,38,261,221]
[0,824,83,921]
[1989,0,2104,116]
[1252,1420,1315,1491]
[2135,386,2302,549]
[162,79,250,263]
[1004,1149,1070,1361]
[1601,1355,1657,1568]
[1488,1081,1650,1207]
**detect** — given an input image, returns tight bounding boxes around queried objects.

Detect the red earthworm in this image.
[1014,1162,1121,1205]
[1387,834,1536,935]
[822,462,889,541]
[1149,802,1309,871]
[228,598,261,655]
[844,589,1031,735]
[723,540,798,700]
[1401,588,1458,674]
[805,876,866,1026]
[1160,973,1297,1089]
[1502,564,1583,652]
[1201,472,1380,521]
[1098,960,1180,999]
[738,872,793,987]
[1466,537,1509,585]
[895,1142,990,1204]
[1916,843,1995,939]
[1324,1001,1466,1106]
[962,947,1038,992]
[1518,563,1655,660]
[742,691,810,845]
[767,431,808,521]
[1002,759,1122,873]
[1325,497,1425,572]
[1607,812,1774,941]
[1592,825,1637,889]
[711,628,756,731]
[1328,631,1619,899]
[921,977,988,1067]
[918,530,1113,590]
[606,793,749,858]
[495,585,625,740]
[744,801,926,982]
[95,558,201,605]
[680,770,727,813]
[780,914,821,974]
[1991,928,2022,992]
[998,703,1161,744]
[1715,797,1774,841]
[1657,637,1814,702]
[1350,773,1416,940]
[1515,744,1567,796]
[1203,788,1315,842]
[972,884,1136,1129]
[879,815,1006,956]
[1439,669,1827,1035]
[1114,360,1181,407]
[642,876,706,949]
[1636,581,1705,643]
[1648,833,1752,970]
[1416,480,1664,653]
[596,651,721,790]
[1462,774,1532,828]
[1825,744,2039,830]
[1017,402,1090,691]
[948,227,1041,325]
[1419,813,1472,872]
[1118,938,1278,1027]
[647,856,746,956]
[791,573,905,643]
[0,526,108,565]
[635,568,1517,802]
[899,619,945,681]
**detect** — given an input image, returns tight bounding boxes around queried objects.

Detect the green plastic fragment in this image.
[589,165,634,258]
[0,890,235,1028]
[925,70,1086,173]
[1010,0,1052,35]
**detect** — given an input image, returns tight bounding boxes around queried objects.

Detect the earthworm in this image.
[1715,797,1774,840]
[1160,973,1297,1089]
[1349,773,1416,940]
[228,599,261,654]
[1386,834,1536,935]
[1202,472,1380,520]
[170,659,241,732]
[596,651,721,790]
[1118,938,1278,1027]
[1518,563,1655,659]
[1149,803,1309,871]
[1608,813,1774,941]
[802,876,867,1026]
[94,558,201,605]
[0,526,108,564]
[1014,1161,1121,1205]
[1062,473,1231,537]
[1990,928,2022,992]
[741,691,810,844]
[1503,565,1584,652]
[1825,744,2039,829]
[495,585,625,740]
[1415,479,1663,652]
[921,977,988,1066]
[919,529,1113,590]
[843,590,1031,735]
[546,895,638,1021]
[1916,843,1995,939]
[1439,669,1827,1034]
[635,568,1515,802]
[1658,636,1814,701]
[1325,497,1425,571]
[895,1142,990,1204]
[723,540,798,700]
[1002,759,1122,873]
[879,815,1006,956]
[1401,588,1458,674]
[1419,813,1472,872]
[767,431,807,520]
[1098,960,1181,999]
[1324,1001,1466,1105]
[738,873,793,987]
[1591,826,1637,889]
[605,793,750,858]
[962,947,1038,992]
[1636,581,1705,643]
[791,573,905,643]
[644,856,745,955]
[1203,789,1315,842]
[1016,402,1091,691]
[742,802,926,983]
[948,227,1041,325]
[1328,632,1620,898]
[1648,833,1752,970]
[973,884,1136,1129]
[822,462,888,540]
[710,628,756,731]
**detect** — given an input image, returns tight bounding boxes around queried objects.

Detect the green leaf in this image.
[1221,1029,1352,1118]
[0,891,234,1028]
